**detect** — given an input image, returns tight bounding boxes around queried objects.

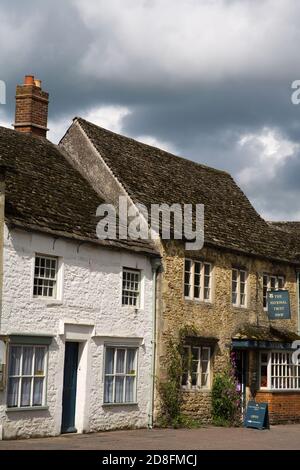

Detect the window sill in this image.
[102,402,138,407]
[32,298,63,307]
[181,388,211,393]
[184,298,213,306]
[6,406,49,413]
[232,305,249,311]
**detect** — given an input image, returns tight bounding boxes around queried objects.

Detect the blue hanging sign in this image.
[267,290,290,320]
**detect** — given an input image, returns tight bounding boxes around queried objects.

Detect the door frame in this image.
[59,323,93,434]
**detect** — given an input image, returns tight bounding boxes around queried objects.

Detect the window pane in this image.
[33,378,44,406]
[7,378,19,407]
[261,353,268,364]
[194,262,201,275]
[185,259,192,272]
[201,373,208,387]
[270,277,276,289]
[202,348,210,361]
[278,277,285,289]
[116,350,125,374]
[105,348,114,375]
[204,263,211,276]
[115,377,124,403]
[9,346,22,376]
[181,373,188,386]
[191,373,198,386]
[22,347,33,375]
[125,376,135,402]
[184,260,192,297]
[192,347,199,361]
[21,378,32,407]
[104,376,114,403]
[260,365,268,387]
[184,283,191,298]
[194,286,200,298]
[34,348,45,375]
[126,349,136,374]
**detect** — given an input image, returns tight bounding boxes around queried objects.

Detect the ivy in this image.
[158,324,202,428]
[211,352,242,426]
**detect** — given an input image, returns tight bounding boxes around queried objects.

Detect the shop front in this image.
[232,324,300,423]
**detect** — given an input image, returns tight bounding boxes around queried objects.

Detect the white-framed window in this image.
[33,255,58,299]
[260,351,300,390]
[122,268,141,307]
[184,259,212,302]
[232,269,247,307]
[7,345,47,408]
[104,347,138,403]
[263,274,285,309]
[181,345,211,390]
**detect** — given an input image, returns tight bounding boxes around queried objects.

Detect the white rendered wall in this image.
[0,226,154,439]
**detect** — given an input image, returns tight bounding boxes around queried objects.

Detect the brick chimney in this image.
[14,75,49,138]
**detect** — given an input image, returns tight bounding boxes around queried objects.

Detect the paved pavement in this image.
[0,424,300,450]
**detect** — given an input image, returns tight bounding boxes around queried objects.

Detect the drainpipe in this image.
[297,271,300,336]
[0,165,6,412]
[0,165,6,334]
[148,257,161,429]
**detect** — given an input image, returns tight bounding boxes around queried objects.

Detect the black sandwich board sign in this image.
[267,290,290,320]
[244,401,270,430]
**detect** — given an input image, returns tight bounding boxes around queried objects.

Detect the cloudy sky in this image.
[0,0,300,220]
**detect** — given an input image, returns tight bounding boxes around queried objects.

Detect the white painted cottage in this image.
[0,77,159,439]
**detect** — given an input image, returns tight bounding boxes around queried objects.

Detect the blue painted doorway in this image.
[61,342,79,433]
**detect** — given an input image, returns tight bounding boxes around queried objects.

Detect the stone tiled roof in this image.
[0,126,157,256]
[74,117,300,264]
[269,221,300,235]
[233,324,300,343]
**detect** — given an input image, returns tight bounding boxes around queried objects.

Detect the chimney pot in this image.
[24,75,35,85]
[34,79,41,88]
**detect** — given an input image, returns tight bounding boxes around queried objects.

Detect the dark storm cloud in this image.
[0,0,300,219]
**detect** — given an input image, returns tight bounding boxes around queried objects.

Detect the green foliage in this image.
[158,324,202,428]
[211,359,242,427]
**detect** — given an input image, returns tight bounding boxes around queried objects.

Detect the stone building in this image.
[60,117,300,424]
[0,77,158,439]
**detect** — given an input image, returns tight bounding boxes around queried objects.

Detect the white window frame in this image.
[232,268,248,308]
[122,268,141,308]
[33,254,59,300]
[259,351,300,391]
[7,345,48,409]
[103,346,138,404]
[181,345,211,390]
[263,274,285,310]
[184,259,212,302]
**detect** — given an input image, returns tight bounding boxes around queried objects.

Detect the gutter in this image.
[148,257,161,429]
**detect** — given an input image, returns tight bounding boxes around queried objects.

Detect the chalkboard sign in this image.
[244,401,269,430]
[267,290,290,319]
